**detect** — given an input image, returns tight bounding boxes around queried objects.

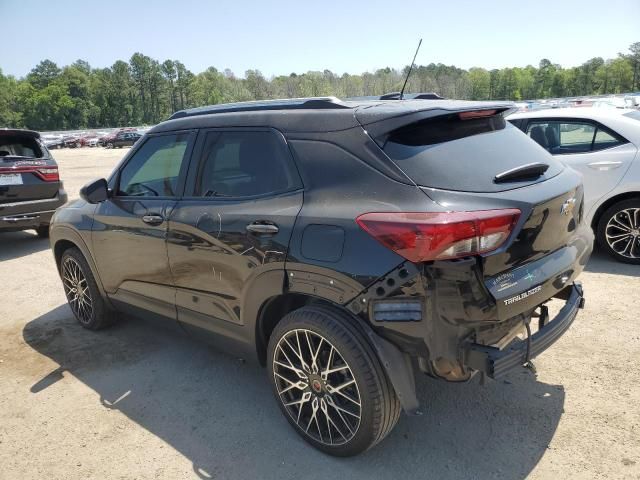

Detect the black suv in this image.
[50,97,592,456]
[1,129,67,237]
[106,131,141,149]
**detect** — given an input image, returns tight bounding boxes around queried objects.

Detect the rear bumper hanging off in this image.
[464,282,584,379]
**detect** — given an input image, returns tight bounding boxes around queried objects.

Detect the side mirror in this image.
[80,178,109,204]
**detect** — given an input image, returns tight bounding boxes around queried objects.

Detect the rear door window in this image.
[194,130,301,198]
[525,120,627,154]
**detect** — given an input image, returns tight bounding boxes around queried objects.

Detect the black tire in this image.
[35,225,49,238]
[267,305,401,456]
[60,247,117,330]
[596,198,640,264]
[106,142,113,149]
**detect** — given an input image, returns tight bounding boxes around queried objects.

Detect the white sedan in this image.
[509,107,640,264]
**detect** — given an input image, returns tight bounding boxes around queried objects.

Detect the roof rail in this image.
[169,97,349,120]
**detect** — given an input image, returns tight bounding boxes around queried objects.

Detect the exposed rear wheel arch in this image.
[256,293,345,366]
[54,239,78,272]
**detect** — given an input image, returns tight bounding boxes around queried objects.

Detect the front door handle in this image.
[142,214,164,226]
[246,222,279,235]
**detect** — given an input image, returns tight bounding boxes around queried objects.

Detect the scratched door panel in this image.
[166,191,303,326]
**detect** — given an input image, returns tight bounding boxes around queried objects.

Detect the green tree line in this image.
[1,43,639,131]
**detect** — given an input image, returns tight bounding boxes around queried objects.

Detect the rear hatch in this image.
[357,101,591,319]
[0,130,60,206]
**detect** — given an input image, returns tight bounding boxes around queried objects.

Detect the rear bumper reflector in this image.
[372,300,422,322]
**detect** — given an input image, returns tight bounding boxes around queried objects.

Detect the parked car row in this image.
[41,128,144,150]
[514,94,640,113]
[3,94,639,457]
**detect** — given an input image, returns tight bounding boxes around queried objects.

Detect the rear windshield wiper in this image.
[494,162,549,183]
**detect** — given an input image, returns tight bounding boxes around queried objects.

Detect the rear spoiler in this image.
[347,92,445,101]
[0,129,41,139]
[357,101,516,143]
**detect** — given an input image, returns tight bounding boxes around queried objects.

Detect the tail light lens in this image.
[356,209,521,262]
[35,167,60,182]
[0,166,59,182]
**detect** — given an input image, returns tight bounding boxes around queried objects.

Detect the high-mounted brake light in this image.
[356,209,521,262]
[458,109,497,120]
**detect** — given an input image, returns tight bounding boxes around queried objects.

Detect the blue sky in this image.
[1,0,638,78]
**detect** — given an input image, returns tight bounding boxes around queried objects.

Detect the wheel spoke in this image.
[284,391,312,408]
[275,347,307,380]
[326,395,356,435]
[282,336,310,373]
[274,372,307,395]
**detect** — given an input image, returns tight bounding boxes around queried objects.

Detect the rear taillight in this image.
[356,209,521,262]
[35,167,59,182]
[0,166,59,182]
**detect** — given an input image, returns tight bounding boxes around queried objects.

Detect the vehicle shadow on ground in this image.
[24,306,564,480]
[585,247,640,277]
[0,231,49,261]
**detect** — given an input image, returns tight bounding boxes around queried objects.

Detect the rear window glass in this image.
[382,120,564,193]
[0,135,44,158]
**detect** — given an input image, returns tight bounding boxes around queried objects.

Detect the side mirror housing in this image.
[80,178,109,204]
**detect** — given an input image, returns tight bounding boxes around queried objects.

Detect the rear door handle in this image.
[587,160,623,170]
[246,222,279,235]
[142,214,164,226]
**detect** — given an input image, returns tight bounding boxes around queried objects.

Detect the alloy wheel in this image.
[62,257,94,324]
[605,208,640,259]
[273,329,362,446]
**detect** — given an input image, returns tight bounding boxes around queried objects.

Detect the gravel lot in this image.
[1,148,639,480]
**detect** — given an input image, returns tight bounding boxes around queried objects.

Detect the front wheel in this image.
[60,248,117,329]
[267,305,400,456]
[597,199,640,264]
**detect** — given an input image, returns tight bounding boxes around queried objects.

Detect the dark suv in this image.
[105,131,141,149]
[1,129,67,237]
[50,97,592,456]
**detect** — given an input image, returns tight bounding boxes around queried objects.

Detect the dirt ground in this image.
[0,148,639,480]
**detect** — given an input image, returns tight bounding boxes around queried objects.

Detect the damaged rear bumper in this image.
[463,282,584,379]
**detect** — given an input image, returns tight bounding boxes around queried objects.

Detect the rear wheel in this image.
[106,142,113,149]
[597,199,640,264]
[267,305,400,456]
[60,248,116,329]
